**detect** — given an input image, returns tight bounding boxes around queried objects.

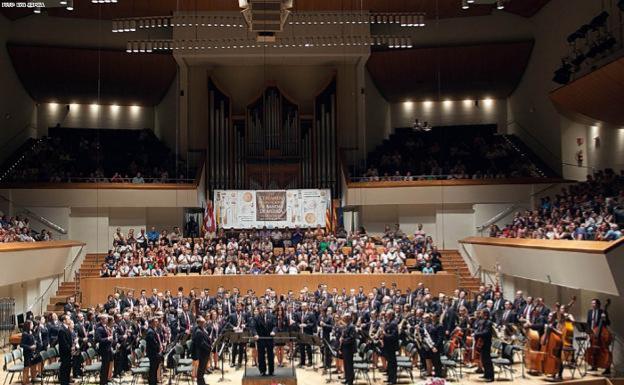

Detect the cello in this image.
[585,299,613,371]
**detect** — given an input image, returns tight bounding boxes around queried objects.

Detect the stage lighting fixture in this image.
[66,0,74,10]
[553,66,572,85]
[462,0,469,9]
[589,11,609,30]
[33,7,41,13]
[496,0,505,10]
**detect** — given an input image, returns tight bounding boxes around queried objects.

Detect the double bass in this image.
[585,299,613,371]
[540,318,563,376]
[523,328,545,374]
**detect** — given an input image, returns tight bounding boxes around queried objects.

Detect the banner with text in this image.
[214,189,331,229]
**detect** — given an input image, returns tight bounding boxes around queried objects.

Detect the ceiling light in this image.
[60,0,67,4]
[126,42,132,53]
[496,0,505,9]
[33,7,41,13]
[66,0,74,10]
[462,0,469,9]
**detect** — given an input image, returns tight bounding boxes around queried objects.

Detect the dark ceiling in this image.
[7,44,177,106]
[366,40,535,102]
[1,0,551,20]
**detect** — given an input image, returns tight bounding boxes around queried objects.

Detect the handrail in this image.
[475,204,523,232]
[0,194,67,234]
[506,120,562,167]
[26,244,84,315]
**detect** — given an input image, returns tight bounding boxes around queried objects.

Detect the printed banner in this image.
[213,189,331,229]
[256,191,287,221]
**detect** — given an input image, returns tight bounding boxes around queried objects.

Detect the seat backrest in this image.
[503,343,515,358]
[81,351,89,362]
[173,354,180,365]
[175,344,183,354]
[87,348,97,360]
[39,351,48,362]
[12,349,22,361]
[3,353,12,369]
[47,347,57,358]
[186,340,193,351]
[366,350,374,362]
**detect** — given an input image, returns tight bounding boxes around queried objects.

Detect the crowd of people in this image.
[99,224,444,278]
[4,129,192,184]
[490,169,624,241]
[0,215,52,242]
[15,281,613,385]
[356,127,548,182]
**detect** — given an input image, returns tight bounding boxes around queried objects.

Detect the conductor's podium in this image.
[80,272,457,306]
[243,367,297,385]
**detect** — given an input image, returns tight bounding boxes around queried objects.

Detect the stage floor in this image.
[0,355,614,385]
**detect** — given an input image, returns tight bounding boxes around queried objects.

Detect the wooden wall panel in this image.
[7,45,176,106]
[550,57,624,126]
[81,273,457,306]
[366,41,534,102]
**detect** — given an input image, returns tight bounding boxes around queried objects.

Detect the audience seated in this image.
[355,125,551,181]
[99,224,444,277]
[0,214,52,242]
[490,168,624,241]
[4,128,192,184]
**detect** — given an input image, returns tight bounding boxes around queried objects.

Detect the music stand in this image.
[572,322,591,378]
[274,332,296,376]
[217,330,235,382]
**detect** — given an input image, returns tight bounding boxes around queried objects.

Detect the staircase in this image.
[46,253,103,313]
[440,250,483,294]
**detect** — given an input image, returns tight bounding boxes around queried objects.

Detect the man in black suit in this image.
[382,310,399,385]
[252,305,276,376]
[228,304,248,368]
[340,313,356,385]
[586,298,611,374]
[178,303,195,342]
[586,298,610,330]
[145,318,162,385]
[473,309,494,382]
[296,303,316,367]
[94,315,113,385]
[192,317,212,385]
[121,291,138,313]
[57,316,73,385]
[63,297,77,320]
[497,301,517,326]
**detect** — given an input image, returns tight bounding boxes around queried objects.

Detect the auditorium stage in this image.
[0,354,618,385]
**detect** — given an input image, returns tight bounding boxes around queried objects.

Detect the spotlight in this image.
[60,0,67,4]
[33,6,41,13]
[496,0,505,10]
[462,0,470,10]
[66,0,74,10]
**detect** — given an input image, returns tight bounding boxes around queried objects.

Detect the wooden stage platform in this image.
[80,272,457,306]
[242,367,297,385]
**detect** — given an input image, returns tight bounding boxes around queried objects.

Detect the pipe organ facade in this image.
[205,77,339,196]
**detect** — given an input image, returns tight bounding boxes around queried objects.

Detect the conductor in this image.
[252,305,276,376]
[192,317,212,385]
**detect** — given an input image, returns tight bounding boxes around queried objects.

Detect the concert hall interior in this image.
[1,1,624,385]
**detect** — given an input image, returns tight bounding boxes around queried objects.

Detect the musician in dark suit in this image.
[146,318,162,385]
[228,304,248,368]
[20,320,38,384]
[424,313,444,378]
[319,307,335,370]
[192,317,212,385]
[340,313,356,385]
[296,303,317,367]
[252,305,276,376]
[586,298,610,330]
[382,310,399,385]
[586,298,611,374]
[95,315,113,385]
[63,297,77,320]
[497,301,517,326]
[57,316,73,385]
[473,309,494,382]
